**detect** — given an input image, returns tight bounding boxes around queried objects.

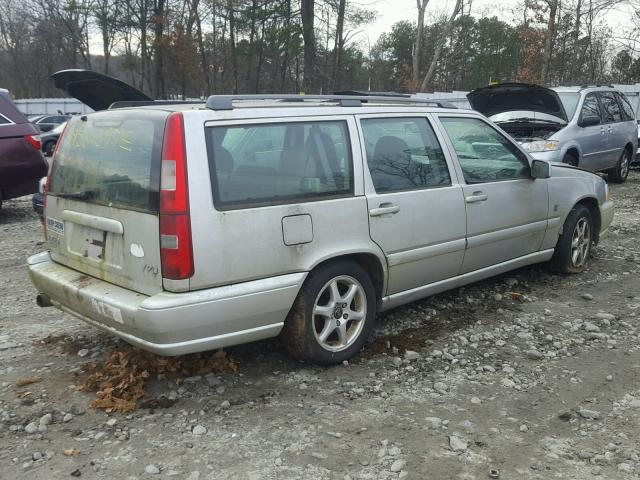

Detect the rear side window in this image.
[599,92,622,123]
[616,93,635,121]
[360,117,450,192]
[0,114,10,125]
[49,110,165,213]
[206,120,353,209]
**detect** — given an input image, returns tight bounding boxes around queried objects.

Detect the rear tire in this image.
[550,205,593,274]
[281,260,376,365]
[43,140,56,157]
[608,148,631,183]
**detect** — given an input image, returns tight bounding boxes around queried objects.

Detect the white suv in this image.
[28,95,614,365]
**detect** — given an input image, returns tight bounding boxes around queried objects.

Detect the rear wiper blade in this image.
[54,190,97,200]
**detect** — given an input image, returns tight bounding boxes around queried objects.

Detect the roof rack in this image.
[579,84,614,90]
[109,100,202,109]
[205,94,457,110]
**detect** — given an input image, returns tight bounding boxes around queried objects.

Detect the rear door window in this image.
[616,93,635,121]
[48,110,166,213]
[360,117,450,192]
[205,120,353,209]
[598,92,623,123]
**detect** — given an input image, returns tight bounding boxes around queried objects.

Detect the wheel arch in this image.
[564,146,580,165]
[574,196,601,244]
[308,251,387,307]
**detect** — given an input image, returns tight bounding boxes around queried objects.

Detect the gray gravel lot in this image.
[1,173,640,479]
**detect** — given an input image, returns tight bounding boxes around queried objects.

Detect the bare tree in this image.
[412,0,430,82]
[420,0,463,91]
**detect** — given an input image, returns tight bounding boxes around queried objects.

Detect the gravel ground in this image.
[1,173,640,480]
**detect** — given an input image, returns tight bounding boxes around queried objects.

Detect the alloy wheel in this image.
[571,217,591,268]
[312,275,367,352]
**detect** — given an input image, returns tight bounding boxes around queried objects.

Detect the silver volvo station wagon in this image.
[28,95,614,365]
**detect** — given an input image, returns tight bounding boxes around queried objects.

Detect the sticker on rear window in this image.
[46,217,64,235]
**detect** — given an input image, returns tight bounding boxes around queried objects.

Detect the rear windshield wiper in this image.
[54,189,97,200]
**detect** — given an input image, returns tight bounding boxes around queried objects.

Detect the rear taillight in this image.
[44,122,68,237]
[25,134,41,151]
[159,112,193,280]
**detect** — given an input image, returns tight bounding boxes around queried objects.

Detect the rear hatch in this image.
[46,109,167,295]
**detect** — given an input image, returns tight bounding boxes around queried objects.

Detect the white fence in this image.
[417,84,640,119]
[14,84,640,118]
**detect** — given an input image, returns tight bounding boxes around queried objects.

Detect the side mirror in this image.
[579,115,600,127]
[531,159,550,179]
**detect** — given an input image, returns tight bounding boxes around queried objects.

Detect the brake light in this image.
[159,112,193,280]
[25,134,41,151]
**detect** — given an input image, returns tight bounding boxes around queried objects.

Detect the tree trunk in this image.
[412,0,429,82]
[153,0,166,98]
[280,0,291,92]
[331,0,346,91]
[192,0,210,95]
[301,0,315,93]
[228,0,238,93]
[541,0,558,84]
[419,0,462,92]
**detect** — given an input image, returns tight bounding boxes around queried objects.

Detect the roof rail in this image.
[109,100,202,109]
[205,94,457,110]
[579,84,614,90]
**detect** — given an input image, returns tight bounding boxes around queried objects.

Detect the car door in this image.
[598,91,625,167]
[357,114,467,295]
[436,115,549,274]
[575,93,608,171]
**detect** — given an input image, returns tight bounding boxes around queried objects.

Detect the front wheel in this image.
[608,148,631,183]
[550,205,593,273]
[281,260,376,365]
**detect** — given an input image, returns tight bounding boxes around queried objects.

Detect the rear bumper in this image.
[27,252,306,355]
[599,200,615,240]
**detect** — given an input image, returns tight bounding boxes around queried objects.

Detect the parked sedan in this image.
[40,121,67,157]
[28,114,70,132]
[0,89,48,208]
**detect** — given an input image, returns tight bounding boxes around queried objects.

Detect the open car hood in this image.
[467,83,568,123]
[51,69,152,111]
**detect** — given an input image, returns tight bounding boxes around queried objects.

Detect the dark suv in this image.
[0,89,48,208]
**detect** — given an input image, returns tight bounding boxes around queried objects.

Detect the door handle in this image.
[465,192,488,203]
[369,202,400,217]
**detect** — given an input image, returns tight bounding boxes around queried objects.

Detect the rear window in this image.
[205,120,353,209]
[49,110,165,213]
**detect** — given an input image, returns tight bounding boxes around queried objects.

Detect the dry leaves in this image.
[63,448,81,457]
[81,346,238,413]
[15,377,41,387]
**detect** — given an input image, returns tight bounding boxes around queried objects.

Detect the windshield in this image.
[489,110,566,125]
[556,92,580,120]
[48,110,165,213]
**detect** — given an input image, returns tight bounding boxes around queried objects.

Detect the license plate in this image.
[84,227,106,260]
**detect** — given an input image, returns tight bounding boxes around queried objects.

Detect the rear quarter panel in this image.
[182,111,387,291]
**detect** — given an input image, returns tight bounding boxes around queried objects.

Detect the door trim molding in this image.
[387,238,466,267]
[466,220,548,249]
[381,249,555,311]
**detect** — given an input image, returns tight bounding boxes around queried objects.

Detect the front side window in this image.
[616,92,635,121]
[580,93,601,122]
[440,117,531,184]
[360,117,450,192]
[599,92,622,123]
[206,120,352,209]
